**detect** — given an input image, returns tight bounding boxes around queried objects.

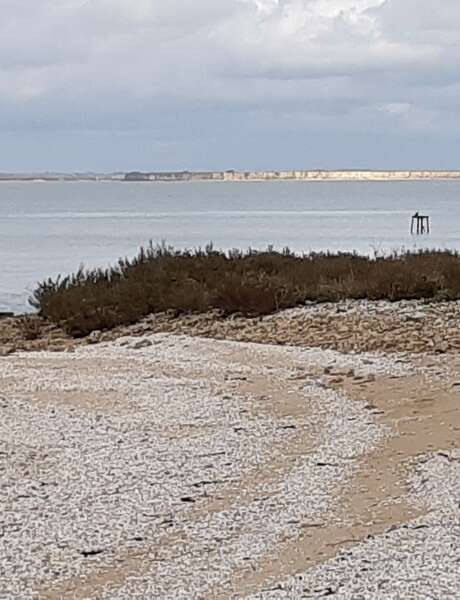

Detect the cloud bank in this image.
[1,0,460,170]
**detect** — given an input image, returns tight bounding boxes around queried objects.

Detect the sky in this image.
[1,0,460,171]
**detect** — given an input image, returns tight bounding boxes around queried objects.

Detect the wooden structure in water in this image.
[410,212,430,235]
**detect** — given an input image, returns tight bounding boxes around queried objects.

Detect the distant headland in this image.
[123,170,460,182]
[2,170,460,182]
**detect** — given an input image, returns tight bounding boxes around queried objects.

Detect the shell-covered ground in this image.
[1,305,460,598]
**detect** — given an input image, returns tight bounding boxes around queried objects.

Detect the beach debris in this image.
[79,548,105,558]
[87,330,102,344]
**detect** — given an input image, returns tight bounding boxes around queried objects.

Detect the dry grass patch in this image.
[30,243,460,337]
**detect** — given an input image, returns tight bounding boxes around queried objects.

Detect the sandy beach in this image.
[5,0,460,596]
[1,301,459,598]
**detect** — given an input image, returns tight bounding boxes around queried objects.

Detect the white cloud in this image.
[0,1,456,93]
[1,1,460,168]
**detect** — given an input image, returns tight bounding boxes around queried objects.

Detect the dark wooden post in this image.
[411,213,430,235]
[410,213,418,235]
[411,212,418,235]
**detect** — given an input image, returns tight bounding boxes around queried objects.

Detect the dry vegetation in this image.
[17,315,44,341]
[30,243,460,337]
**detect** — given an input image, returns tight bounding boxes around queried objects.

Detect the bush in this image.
[30,243,460,337]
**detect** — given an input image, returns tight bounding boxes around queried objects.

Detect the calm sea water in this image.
[2,180,460,313]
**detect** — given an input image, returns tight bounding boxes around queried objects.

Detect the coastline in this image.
[2,169,460,183]
[2,186,460,597]
[123,170,460,183]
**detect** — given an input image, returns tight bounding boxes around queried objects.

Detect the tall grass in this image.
[31,243,460,337]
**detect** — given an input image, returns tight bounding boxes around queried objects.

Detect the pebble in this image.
[3,299,460,355]
[112,299,460,355]
[130,338,153,350]
[87,330,102,344]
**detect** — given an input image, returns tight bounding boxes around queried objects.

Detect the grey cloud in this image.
[1,0,460,169]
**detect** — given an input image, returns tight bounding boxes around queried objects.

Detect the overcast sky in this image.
[1,0,460,171]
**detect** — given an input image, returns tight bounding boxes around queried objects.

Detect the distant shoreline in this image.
[2,170,460,183]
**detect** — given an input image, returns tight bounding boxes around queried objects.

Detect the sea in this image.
[2,179,460,314]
